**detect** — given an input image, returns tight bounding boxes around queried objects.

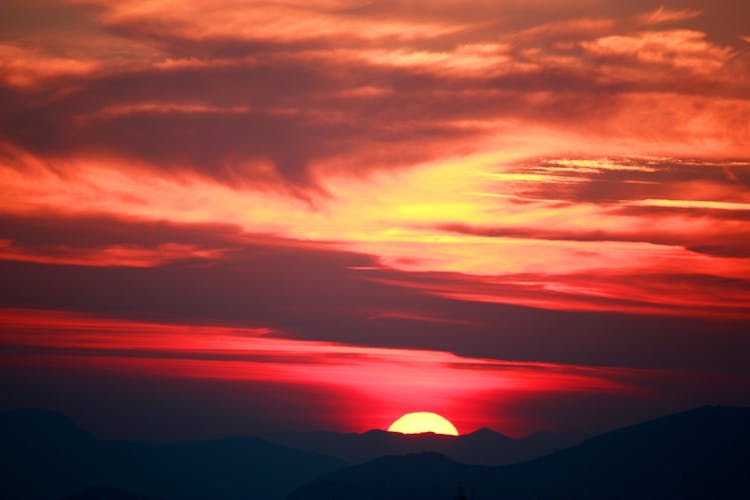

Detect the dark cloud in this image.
[0,212,245,249]
[502,157,750,204]
[612,205,750,221]
[435,222,750,258]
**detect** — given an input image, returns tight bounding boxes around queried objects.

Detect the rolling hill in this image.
[0,409,346,500]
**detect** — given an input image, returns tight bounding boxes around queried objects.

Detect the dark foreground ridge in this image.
[0,409,346,500]
[60,485,163,500]
[289,405,750,499]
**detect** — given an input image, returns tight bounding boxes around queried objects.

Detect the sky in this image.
[1,0,749,440]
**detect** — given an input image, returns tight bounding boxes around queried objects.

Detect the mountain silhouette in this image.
[5,406,749,499]
[0,409,346,500]
[288,405,750,499]
[268,426,583,466]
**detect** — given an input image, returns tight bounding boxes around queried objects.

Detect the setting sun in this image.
[388,412,459,436]
[1,0,749,497]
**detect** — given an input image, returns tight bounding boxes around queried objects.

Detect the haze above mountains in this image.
[2,406,749,499]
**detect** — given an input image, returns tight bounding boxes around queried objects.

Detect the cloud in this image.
[1,1,748,190]
[0,212,248,266]
[580,29,735,74]
[635,6,702,26]
[2,153,749,317]
[0,212,249,248]
[0,43,101,88]
[1,225,750,371]
[434,222,750,258]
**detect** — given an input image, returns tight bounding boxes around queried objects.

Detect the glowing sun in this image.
[388,412,459,436]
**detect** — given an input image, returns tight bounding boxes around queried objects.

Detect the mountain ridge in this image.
[3,405,749,499]
[288,405,750,500]
[267,424,583,466]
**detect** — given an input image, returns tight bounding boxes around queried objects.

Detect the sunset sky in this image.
[1,0,749,440]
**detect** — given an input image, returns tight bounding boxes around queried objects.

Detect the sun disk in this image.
[388,412,459,436]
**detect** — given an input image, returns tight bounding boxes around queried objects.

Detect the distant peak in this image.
[362,429,390,436]
[466,427,510,439]
[472,427,497,434]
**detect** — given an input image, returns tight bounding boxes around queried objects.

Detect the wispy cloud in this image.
[635,6,702,26]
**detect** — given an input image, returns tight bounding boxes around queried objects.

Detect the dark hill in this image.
[267,426,583,466]
[289,452,487,500]
[0,409,346,500]
[61,485,163,500]
[288,405,750,499]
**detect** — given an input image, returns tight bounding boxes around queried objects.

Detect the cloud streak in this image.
[0,307,728,436]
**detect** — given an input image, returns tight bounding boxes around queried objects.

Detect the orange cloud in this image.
[580,30,734,74]
[0,239,224,267]
[83,0,469,44]
[635,6,702,26]
[2,148,750,317]
[0,43,100,87]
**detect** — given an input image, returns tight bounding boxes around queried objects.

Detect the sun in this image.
[388,412,459,436]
